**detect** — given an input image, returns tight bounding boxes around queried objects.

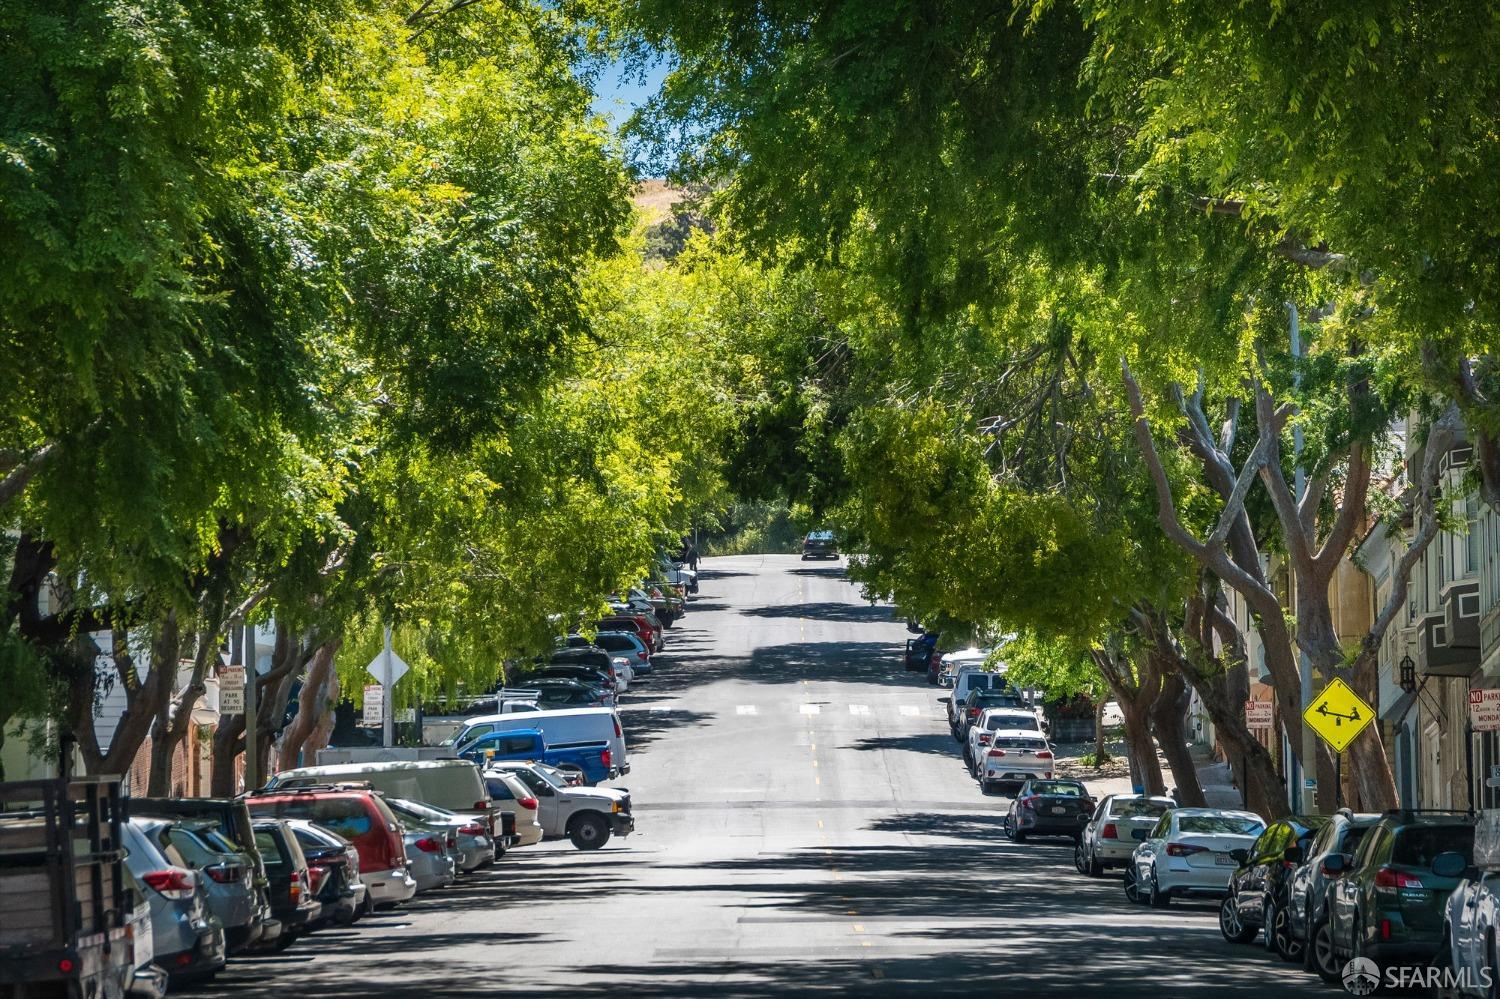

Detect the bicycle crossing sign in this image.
[1303,677,1374,754]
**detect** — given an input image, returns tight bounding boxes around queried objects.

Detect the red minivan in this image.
[246,788,416,907]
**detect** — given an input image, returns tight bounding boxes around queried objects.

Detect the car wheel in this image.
[1261,899,1277,952]
[1002,815,1014,840]
[1271,904,1302,963]
[269,932,298,953]
[1311,918,1341,984]
[1148,869,1170,908]
[568,814,611,851]
[1086,844,1104,878]
[1012,825,1027,843]
[1220,896,1256,944]
[1073,839,1088,875]
[1123,863,1145,905]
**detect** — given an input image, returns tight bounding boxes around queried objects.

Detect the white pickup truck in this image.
[486,762,634,850]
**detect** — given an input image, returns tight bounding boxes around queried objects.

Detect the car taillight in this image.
[614,717,622,738]
[987,749,1006,758]
[601,748,612,768]
[1034,750,1054,760]
[1102,823,1118,840]
[415,836,440,853]
[447,832,458,849]
[1374,867,1424,889]
[967,708,980,718]
[1381,918,1392,940]
[458,823,485,835]
[978,733,991,745]
[308,866,329,894]
[204,863,242,884]
[1166,843,1208,857]
[1018,796,1040,811]
[519,796,538,810]
[142,869,195,900]
[474,800,490,811]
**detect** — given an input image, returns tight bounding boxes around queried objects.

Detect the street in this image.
[212,556,1326,997]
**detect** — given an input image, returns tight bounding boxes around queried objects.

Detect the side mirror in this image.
[1321,854,1348,877]
[1230,848,1249,864]
[1432,851,1469,879]
[1283,845,1303,864]
[1131,828,1149,842]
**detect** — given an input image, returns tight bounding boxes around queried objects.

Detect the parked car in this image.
[975,731,1056,792]
[945,665,1008,723]
[121,864,168,999]
[1002,779,1094,842]
[127,795,279,950]
[1289,810,1382,980]
[1325,809,1475,972]
[1441,856,1500,997]
[402,821,458,893]
[965,708,1045,772]
[1126,807,1265,908]
[1075,793,1175,877]
[487,761,633,850]
[451,707,629,780]
[143,818,261,954]
[120,820,227,981]
[1219,814,1330,957]
[246,787,416,908]
[592,630,653,676]
[459,727,616,785]
[598,613,663,653]
[387,798,496,872]
[955,687,1028,740]
[263,759,503,853]
[524,678,614,708]
[938,648,996,688]
[285,819,368,925]
[532,664,618,700]
[904,633,937,673]
[483,769,545,847]
[801,530,838,559]
[251,819,322,948]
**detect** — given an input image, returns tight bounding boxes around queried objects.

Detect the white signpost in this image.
[219,666,246,715]
[1245,699,1274,730]
[366,626,409,747]
[362,684,385,726]
[1470,689,1500,733]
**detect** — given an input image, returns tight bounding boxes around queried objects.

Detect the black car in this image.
[287,820,364,927]
[1220,814,1330,956]
[801,530,838,560]
[956,688,1029,741]
[549,647,614,672]
[252,820,322,951]
[1003,779,1094,841]
[533,664,614,691]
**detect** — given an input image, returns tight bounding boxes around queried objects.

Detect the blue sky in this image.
[589,58,669,128]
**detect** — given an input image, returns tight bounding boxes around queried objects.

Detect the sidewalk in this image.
[1053,736,1248,809]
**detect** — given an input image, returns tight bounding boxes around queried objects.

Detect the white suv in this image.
[976,731,1055,792]
[965,708,1044,773]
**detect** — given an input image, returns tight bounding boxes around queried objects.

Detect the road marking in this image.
[852,924,865,933]
[736,704,757,715]
[849,704,870,715]
[811,760,818,767]
[899,705,920,717]
[815,776,821,785]
[799,703,820,715]
[817,819,824,829]
[650,706,671,714]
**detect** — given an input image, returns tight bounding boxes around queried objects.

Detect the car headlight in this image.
[611,801,622,813]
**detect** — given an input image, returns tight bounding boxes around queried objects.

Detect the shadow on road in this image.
[741,602,895,624]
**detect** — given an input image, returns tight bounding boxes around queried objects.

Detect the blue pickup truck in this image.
[457,728,614,785]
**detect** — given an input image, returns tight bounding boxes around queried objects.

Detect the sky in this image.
[589,57,669,130]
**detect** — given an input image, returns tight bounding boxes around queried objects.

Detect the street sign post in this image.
[1245,699,1273,730]
[219,666,245,714]
[366,626,409,748]
[1470,689,1500,732]
[1303,677,1376,809]
[362,684,384,726]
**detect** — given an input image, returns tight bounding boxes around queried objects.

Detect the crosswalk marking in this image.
[736,705,758,715]
[799,703,820,715]
[849,704,870,716]
[898,705,920,717]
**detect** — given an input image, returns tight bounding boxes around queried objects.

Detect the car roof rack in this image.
[1381,807,1476,818]
[248,781,375,795]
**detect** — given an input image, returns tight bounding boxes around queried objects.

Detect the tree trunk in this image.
[1120,702,1165,794]
[303,668,340,765]
[1092,696,1110,766]
[147,624,218,797]
[278,640,341,770]
[1151,671,1205,806]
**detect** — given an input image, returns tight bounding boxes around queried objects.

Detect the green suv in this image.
[1324,810,1476,971]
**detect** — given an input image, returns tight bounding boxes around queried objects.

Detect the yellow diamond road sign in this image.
[1304,677,1375,754]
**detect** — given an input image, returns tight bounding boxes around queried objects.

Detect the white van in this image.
[266,759,490,814]
[450,708,628,778]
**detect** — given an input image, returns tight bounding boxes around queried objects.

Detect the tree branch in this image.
[0,441,58,509]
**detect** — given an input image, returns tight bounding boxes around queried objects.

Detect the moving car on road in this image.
[1002,779,1094,842]
[1075,793,1175,877]
[1126,808,1265,909]
[1220,814,1330,957]
[801,530,839,560]
[487,761,634,850]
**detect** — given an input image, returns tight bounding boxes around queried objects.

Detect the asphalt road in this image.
[218,555,1328,998]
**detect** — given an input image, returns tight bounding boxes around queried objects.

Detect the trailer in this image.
[0,773,134,999]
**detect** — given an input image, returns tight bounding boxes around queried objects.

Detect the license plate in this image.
[1051,806,1067,815]
[1215,853,1236,866]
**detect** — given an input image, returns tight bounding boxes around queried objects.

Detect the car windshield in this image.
[1179,815,1264,836]
[255,829,286,866]
[1110,799,1170,820]
[985,713,1035,731]
[1031,782,1084,796]
[992,736,1047,750]
[1393,825,1475,867]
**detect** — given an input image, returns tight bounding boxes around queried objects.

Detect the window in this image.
[1110,799,1169,820]
[1393,825,1474,867]
[1179,815,1264,836]
[1467,495,1482,575]
[255,830,286,867]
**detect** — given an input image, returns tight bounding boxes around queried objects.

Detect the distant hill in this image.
[633,179,684,224]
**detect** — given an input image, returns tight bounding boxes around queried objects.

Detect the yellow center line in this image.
[852,924,865,933]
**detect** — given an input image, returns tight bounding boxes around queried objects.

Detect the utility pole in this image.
[243,622,259,792]
[382,625,394,749]
[1288,302,1316,813]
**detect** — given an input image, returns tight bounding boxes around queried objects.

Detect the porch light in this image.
[1399,654,1416,695]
